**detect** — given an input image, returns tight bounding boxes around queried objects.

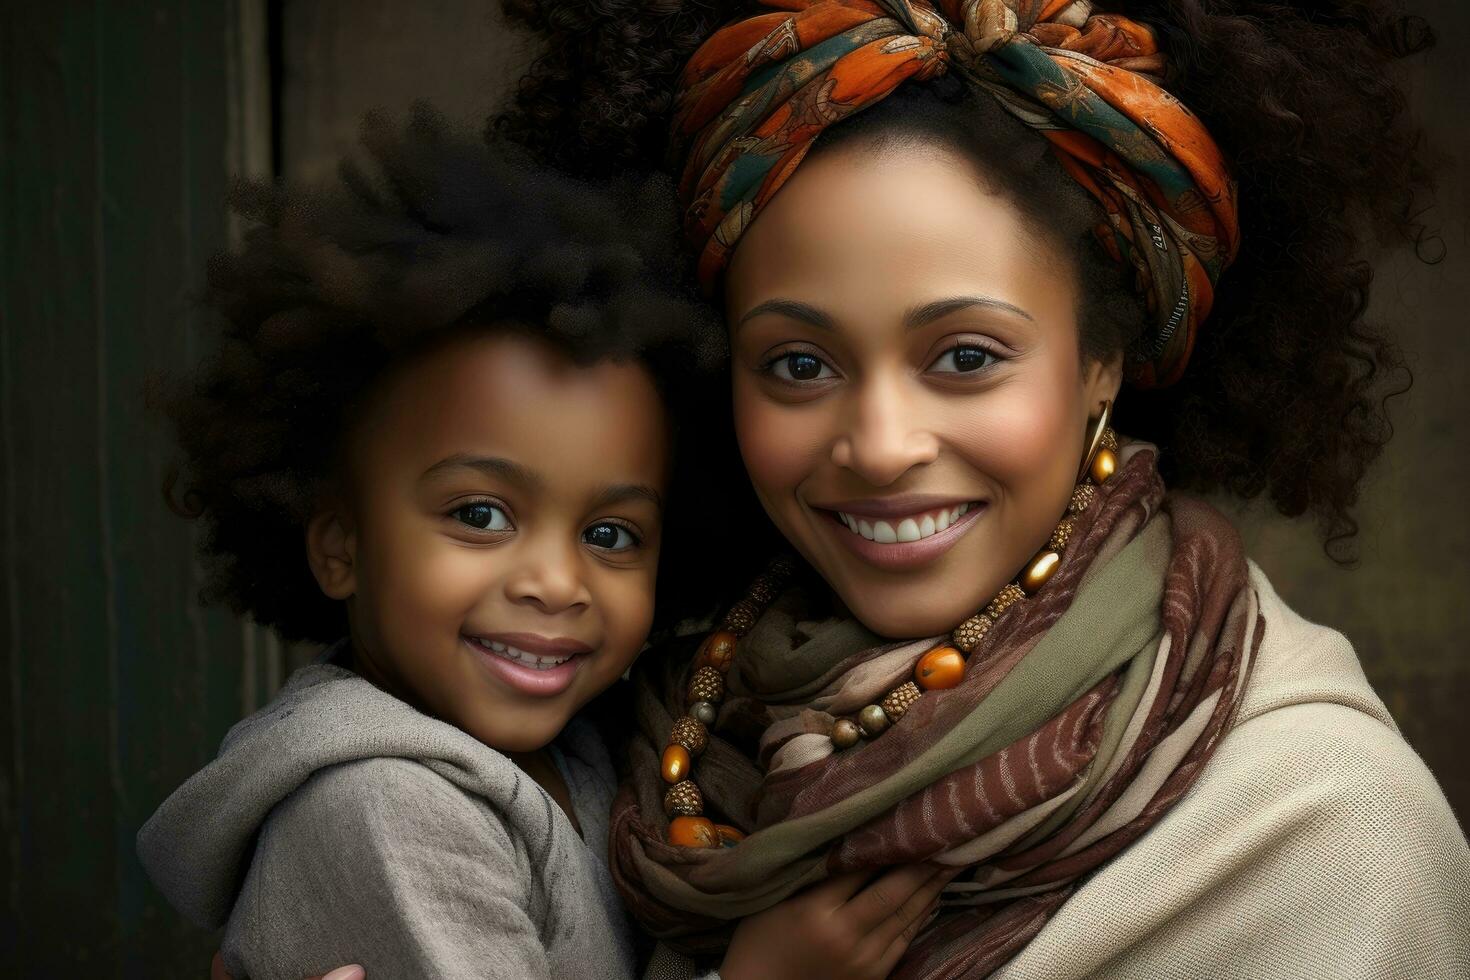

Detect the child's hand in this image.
[209,951,364,980]
[718,864,956,980]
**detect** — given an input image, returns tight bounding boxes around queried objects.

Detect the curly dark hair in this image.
[156,105,728,643]
[495,0,1439,560]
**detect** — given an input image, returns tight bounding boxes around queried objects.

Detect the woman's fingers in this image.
[210,951,364,980]
[866,865,956,951]
[838,863,943,931]
[872,899,941,978]
[319,968,366,980]
[807,869,884,907]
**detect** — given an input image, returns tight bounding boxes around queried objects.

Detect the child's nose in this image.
[505,544,592,616]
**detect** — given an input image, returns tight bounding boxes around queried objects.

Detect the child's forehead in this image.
[355,328,670,492]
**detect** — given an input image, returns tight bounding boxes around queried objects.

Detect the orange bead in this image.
[695,630,738,672]
[668,815,721,848]
[1019,549,1061,596]
[914,646,966,691]
[661,744,691,784]
[1090,446,1117,485]
[714,824,746,846]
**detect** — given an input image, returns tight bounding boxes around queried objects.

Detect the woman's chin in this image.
[827,576,990,640]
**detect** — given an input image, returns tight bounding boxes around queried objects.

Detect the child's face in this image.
[310,329,669,752]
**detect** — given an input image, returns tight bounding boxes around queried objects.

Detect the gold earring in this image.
[1079,399,1117,484]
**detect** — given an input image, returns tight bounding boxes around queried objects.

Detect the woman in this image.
[489,1,1468,977]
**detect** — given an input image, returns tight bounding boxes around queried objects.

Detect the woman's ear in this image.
[306,507,358,600]
[1082,348,1125,415]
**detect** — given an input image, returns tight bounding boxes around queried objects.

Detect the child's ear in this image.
[306,507,358,600]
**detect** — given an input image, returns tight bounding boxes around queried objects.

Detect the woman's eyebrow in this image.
[905,296,1034,329]
[734,298,836,332]
[420,454,544,490]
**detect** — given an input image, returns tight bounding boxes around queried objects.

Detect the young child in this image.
[139,110,949,980]
[135,109,719,978]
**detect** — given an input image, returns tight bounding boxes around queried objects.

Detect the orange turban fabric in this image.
[672,0,1240,387]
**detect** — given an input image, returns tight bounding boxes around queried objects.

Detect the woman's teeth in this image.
[467,636,573,670]
[836,504,972,544]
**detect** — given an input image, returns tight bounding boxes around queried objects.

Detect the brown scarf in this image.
[611,447,1261,977]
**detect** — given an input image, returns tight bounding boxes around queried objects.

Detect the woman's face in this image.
[726,140,1122,639]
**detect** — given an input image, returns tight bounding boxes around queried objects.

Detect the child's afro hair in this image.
[157,105,726,644]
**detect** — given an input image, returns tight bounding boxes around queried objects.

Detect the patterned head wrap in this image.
[672,0,1240,387]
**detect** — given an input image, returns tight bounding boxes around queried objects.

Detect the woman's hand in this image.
[718,865,956,980]
[209,951,364,980]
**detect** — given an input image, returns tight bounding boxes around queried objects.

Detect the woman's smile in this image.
[811,494,988,571]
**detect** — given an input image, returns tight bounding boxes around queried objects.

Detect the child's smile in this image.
[461,631,592,697]
[305,326,670,753]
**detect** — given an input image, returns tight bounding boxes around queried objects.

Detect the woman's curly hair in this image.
[496,0,1439,560]
[157,106,726,643]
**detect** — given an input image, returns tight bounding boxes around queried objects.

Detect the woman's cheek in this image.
[732,383,815,504]
[941,379,1076,492]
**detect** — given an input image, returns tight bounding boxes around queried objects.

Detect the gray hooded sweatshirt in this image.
[137,660,638,980]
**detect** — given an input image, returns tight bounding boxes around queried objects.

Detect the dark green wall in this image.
[0,2,277,974]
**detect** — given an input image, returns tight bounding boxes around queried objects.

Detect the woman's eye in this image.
[453,502,512,531]
[583,522,638,551]
[767,351,836,382]
[930,345,998,374]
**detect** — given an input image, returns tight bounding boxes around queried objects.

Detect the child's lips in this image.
[462,635,585,698]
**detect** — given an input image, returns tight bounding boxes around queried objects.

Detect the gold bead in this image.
[1090,446,1117,485]
[690,700,717,726]
[1049,516,1076,553]
[914,647,966,691]
[714,824,746,846]
[668,815,720,848]
[661,744,692,784]
[985,583,1026,621]
[671,716,709,755]
[1019,550,1062,596]
[1068,483,1096,515]
[857,704,890,738]
[881,682,922,722]
[688,665,724,706]
[748,575,778,604]
[695,631,739,673]
[952,614,992,653]
[723,600,758,634]
[663,780,703,817]
[831,718,862,749]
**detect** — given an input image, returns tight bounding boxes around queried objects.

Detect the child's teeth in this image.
[472,637,573,670]
[836,504,978,545]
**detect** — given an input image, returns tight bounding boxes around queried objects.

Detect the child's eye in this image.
[929,344,1000,374]
[764,351,837,383]
[583,522,639,551]
[453,501,512,532]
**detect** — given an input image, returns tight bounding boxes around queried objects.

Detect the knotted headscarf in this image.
[672,0,1240,387]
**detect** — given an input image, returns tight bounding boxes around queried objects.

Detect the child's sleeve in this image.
[223,756,552,980]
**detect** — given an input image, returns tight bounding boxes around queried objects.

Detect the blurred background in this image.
[1,0,1465,974]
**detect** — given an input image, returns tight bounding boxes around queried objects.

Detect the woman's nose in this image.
[829,376,939,486]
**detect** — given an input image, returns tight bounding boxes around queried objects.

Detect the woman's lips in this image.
[462,633,587,698]
[816,499,986,571]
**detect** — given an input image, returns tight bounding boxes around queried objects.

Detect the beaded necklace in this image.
[661,409,1120,848]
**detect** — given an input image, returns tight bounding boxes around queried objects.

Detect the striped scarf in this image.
[610,446,1260,977]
